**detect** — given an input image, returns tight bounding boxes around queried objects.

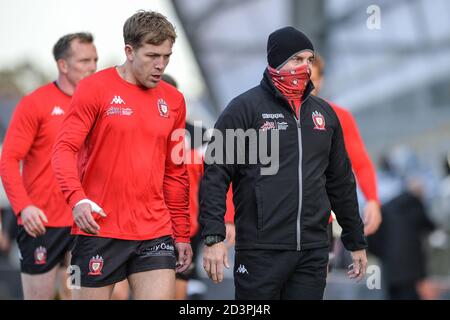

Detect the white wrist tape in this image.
[75,199,103,213]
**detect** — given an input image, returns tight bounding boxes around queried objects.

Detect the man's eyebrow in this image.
[146,52,173,55]
[293,53,313,59]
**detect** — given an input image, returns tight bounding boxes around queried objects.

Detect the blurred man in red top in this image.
[0,33,98,299]
[162,73,236,299]
[310,55,382,236]
[52,11,191,300]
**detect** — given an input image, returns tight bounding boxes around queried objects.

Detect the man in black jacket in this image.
[199,26,368,300]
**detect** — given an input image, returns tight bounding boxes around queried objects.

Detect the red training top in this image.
[330,102,379,204]
[186,148,236,237]
[0,82,73,227]
[52,67,190,242]
[186,148,202,237]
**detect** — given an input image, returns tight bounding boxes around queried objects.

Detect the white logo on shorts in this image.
[236,264,249,274]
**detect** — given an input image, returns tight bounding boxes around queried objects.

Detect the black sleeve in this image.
[325,114,368,252]
[199,97,250,239]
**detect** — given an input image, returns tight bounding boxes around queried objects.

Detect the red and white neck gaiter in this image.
[268,64,310,118]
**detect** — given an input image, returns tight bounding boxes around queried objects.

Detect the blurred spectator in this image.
[368,150,440,299]
[431,151,450,231]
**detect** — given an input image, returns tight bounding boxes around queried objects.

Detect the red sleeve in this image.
[0,96,39,215]
[164,98,190,243]
[186,149,203,237]
[335,106,379,203]
[224,184,235,223]
[51,81,98,208]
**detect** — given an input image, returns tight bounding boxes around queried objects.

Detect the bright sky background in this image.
[0,0,205,100]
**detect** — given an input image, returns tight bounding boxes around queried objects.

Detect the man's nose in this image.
[155,57,165,70]
[90,60,98,73]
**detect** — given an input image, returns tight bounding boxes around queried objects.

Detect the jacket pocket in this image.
[255,185,263,230]
[254,180,298,244]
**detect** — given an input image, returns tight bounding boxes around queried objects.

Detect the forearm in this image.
[51,139,87,208]
[0,155,32,215]
[164,167,190,242]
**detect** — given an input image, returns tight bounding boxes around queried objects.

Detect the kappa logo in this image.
[312,111,326,131]
[106,95,133,116]
[34,246,47,265]
[111,95,125,105]
[88,255,104,276]
[236,264,249,274]
[51,106,65,116]
[157,98,169,117]
[262,113,284,119]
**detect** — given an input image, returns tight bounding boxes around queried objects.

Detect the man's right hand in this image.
[348,249,368,282]
[73,202,106,235]
[20,205,48,238]
[203,241,229,284]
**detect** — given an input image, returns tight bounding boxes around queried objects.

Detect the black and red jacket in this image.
[200,69,367,252]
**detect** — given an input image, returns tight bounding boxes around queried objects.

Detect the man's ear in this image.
[124,44,135,62]
[57,59,68,74]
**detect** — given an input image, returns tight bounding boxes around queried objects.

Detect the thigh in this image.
[281,247,329,300]
[128,269,175,299]
[21,265,59,299]
[175,278,188,300]
[111,279,130,300]
[70,236,131,288]
[72,285,115,300]
[17,226,73,275]
[234,250,295,300]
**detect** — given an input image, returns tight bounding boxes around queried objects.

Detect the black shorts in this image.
[17,226,74,275]
[71,234,176,287]
[234,247,329,300]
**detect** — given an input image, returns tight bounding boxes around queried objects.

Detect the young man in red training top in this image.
[0,33,98,299]
[310,55,382,236]
[52,11,192,300]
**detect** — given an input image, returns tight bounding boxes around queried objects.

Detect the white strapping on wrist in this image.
[75,199,103,213]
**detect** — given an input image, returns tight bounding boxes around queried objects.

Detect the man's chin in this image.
[140,79,159,89]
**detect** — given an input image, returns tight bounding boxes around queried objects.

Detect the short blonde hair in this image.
[123,10,177,49]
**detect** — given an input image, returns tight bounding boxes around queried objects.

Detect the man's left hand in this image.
[175,242,193,273]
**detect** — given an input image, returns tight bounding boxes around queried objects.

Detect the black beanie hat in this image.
[267,26,314,69]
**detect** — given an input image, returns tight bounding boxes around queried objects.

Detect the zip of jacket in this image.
[272,79,313,251]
